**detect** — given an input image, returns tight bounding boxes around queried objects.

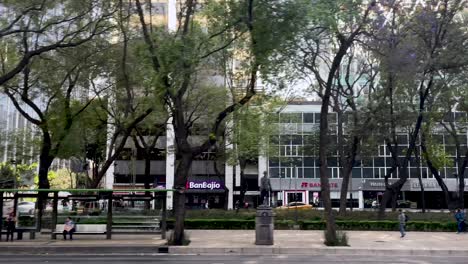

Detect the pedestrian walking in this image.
[5,212,16,242]
[398,209,407,238]
[454,208,465,234]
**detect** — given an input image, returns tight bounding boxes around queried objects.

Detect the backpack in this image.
[404,214,409,222]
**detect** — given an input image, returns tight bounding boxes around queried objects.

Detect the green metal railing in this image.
[0,189,169,240]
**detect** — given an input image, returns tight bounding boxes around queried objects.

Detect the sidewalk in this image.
[0,234,168,254]
[171,230,468,256]
[1,230,468,256]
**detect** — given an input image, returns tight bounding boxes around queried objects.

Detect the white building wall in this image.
[165,118,175,210]
[225,164,234,209]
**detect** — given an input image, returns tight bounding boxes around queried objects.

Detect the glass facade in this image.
[268,111,468,180]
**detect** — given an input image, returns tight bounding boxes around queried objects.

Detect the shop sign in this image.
[300,182,339,188]
[270,178,346,191]
[186,180,223,190]
[410,180,440,191]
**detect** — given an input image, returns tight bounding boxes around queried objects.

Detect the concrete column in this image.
[165,118,175,210]
[225,165,234,209]
[235,165,241,187]
[358,190,364,209]
[104,105,116,189]
[167,0,177,32]
[224,119,234,210]
[104,161,115,189]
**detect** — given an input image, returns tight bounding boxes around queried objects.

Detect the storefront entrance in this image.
[283,191,307,205]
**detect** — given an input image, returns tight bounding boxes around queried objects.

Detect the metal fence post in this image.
[106,191,113,240]
[51,192,58,239]
[0,191,3,241]
[161,192,167,240]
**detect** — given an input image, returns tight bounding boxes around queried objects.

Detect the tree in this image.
[134,0,305,245]
[420,69,468,210]
[132,118,167,209]
[332,50,379,214]
[34,168,76,189]
[288,0,375,245]
[86,0,166,188]
[0,162,36,188]
[3,30,115,229]
[0,0,116,86]
[225,96,283,209]
[0,163,19,188]
[376,0,468,215]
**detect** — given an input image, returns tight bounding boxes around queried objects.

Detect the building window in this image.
[304,113,314,123]
[269,168,279,178]
[304,168,314,178]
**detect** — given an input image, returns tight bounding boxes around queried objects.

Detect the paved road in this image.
[0,254,465,264]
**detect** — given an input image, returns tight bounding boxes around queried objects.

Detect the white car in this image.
[17,201,35,215]
[45,203,68,212]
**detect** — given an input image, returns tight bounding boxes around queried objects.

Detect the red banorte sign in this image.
[301,182,338,188]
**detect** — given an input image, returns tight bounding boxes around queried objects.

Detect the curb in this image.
[0,245,169,255]
[168,247,468,256]
[2,245,468,256]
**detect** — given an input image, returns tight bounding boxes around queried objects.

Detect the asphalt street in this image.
[0,254,466,264]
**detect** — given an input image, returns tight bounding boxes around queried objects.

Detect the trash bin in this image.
[255,205,274,245]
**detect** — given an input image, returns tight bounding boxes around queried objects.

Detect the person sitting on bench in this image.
[63,217,75,240]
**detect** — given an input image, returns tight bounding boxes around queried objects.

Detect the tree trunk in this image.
[337,110,346,215]
[421,136,454,210]
[414,145,425,213]
[338,136,359,215]
[319,95,337,244]
[318,38,351,245]
[391,187,398,211]
[171,152,192,245]
[379,114,425,216]
[37,132,54,232]
[417,173,426,213]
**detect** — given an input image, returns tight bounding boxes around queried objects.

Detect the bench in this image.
[52,224,107,239]
[1,228,36,240]
[112,218,160,232]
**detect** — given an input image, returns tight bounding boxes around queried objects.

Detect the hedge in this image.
[165,219,458,232]
[182,209,455,222]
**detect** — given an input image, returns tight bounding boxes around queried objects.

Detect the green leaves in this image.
[0,162,37,188]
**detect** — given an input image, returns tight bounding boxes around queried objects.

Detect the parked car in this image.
[278,202,313,210]
[17,201,35,215]
[45,203,67,212]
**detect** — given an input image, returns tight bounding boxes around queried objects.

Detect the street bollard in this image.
[255,205,274,245]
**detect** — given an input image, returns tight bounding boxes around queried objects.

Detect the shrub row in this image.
[165,219,458,232]
[182,209,455,222]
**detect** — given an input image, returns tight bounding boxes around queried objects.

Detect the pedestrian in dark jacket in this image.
[5,212,16,242]
[398,209,406,238]
[455,208,465,234]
